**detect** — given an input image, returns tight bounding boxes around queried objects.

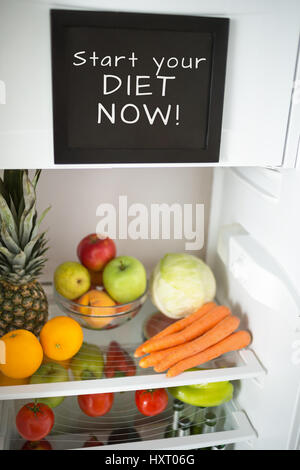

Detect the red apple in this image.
[77,234,116,272]
[21,439,52,450]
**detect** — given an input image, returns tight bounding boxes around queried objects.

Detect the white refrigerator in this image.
[0,0,299,451]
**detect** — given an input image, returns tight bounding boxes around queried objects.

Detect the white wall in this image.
[36,167,212,281]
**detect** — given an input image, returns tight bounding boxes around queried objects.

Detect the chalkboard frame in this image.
[51,10,229,165]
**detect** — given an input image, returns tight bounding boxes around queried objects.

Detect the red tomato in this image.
[78,393,114,417]
[21,439,52,450]
[16,403,54,442]
[135,389,168,416]
[83,436,103,447]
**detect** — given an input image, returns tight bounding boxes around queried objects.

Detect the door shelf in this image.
[0,348,265,401]
[1,395,256,450]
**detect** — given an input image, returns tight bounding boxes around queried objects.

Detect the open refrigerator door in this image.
[207,167,300,449]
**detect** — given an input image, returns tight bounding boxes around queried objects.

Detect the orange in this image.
[77,289,116,329]
[0,329,43,379]
[40,316,83,361]
[0,371,29,386]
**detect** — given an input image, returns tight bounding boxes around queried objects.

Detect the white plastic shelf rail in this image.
[0,349,265,401]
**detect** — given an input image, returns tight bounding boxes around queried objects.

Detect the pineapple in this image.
[0,170,50,337]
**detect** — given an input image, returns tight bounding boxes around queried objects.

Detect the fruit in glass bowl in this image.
[103,255,147,304]
[77,234,116,272]
[53,284,148,331]
[54,262,91,300]
[77,289,116,329]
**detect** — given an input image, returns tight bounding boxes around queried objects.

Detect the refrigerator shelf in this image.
[0,348,265,401]
[95,410,256,450]
[1,395,257,450]
[0,289,265,400]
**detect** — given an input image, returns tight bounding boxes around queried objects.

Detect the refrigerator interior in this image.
[1,166,300,449]
[0,284,259,451]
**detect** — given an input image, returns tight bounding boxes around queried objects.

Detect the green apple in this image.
[30,363,69,408]
[103,256,147,303]
[70,343,104,381]
[54,261,91,300]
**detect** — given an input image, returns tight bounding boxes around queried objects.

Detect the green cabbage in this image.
[150,253,216,319]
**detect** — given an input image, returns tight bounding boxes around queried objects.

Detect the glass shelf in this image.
[2,394,256,450]
[0,287,265,400]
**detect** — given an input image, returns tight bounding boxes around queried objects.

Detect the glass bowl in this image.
[53,286,148,331]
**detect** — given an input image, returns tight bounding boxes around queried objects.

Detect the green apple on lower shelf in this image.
[29,363,69,408]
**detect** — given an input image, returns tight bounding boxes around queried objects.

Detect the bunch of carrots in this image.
[134,302,251,378]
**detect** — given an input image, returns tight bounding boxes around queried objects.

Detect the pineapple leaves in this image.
[21,205,37,248]
[12,251,26,268]
[0,193,19,244]
[19,172,36,247]
[23,172,35,211]
[31,206,51,240]
[0,264,10,273]
[9,196,18,225]
[0,169,49,283]
[32,170,42,189]
[25,255,46,273]
[0,247,15,264]
[0,177,9,206]
[3,170,24,211]
[24,232,46,260]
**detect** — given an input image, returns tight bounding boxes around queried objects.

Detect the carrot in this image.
[143,305,231,354]
[166,330,251,378]
[154,315,240,372]
[139,347,178,368]
[139,313,237,369]
[134,330,170,359]
[134,302,216,357]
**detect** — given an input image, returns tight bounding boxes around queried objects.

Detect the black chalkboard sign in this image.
[51,10,229,164]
